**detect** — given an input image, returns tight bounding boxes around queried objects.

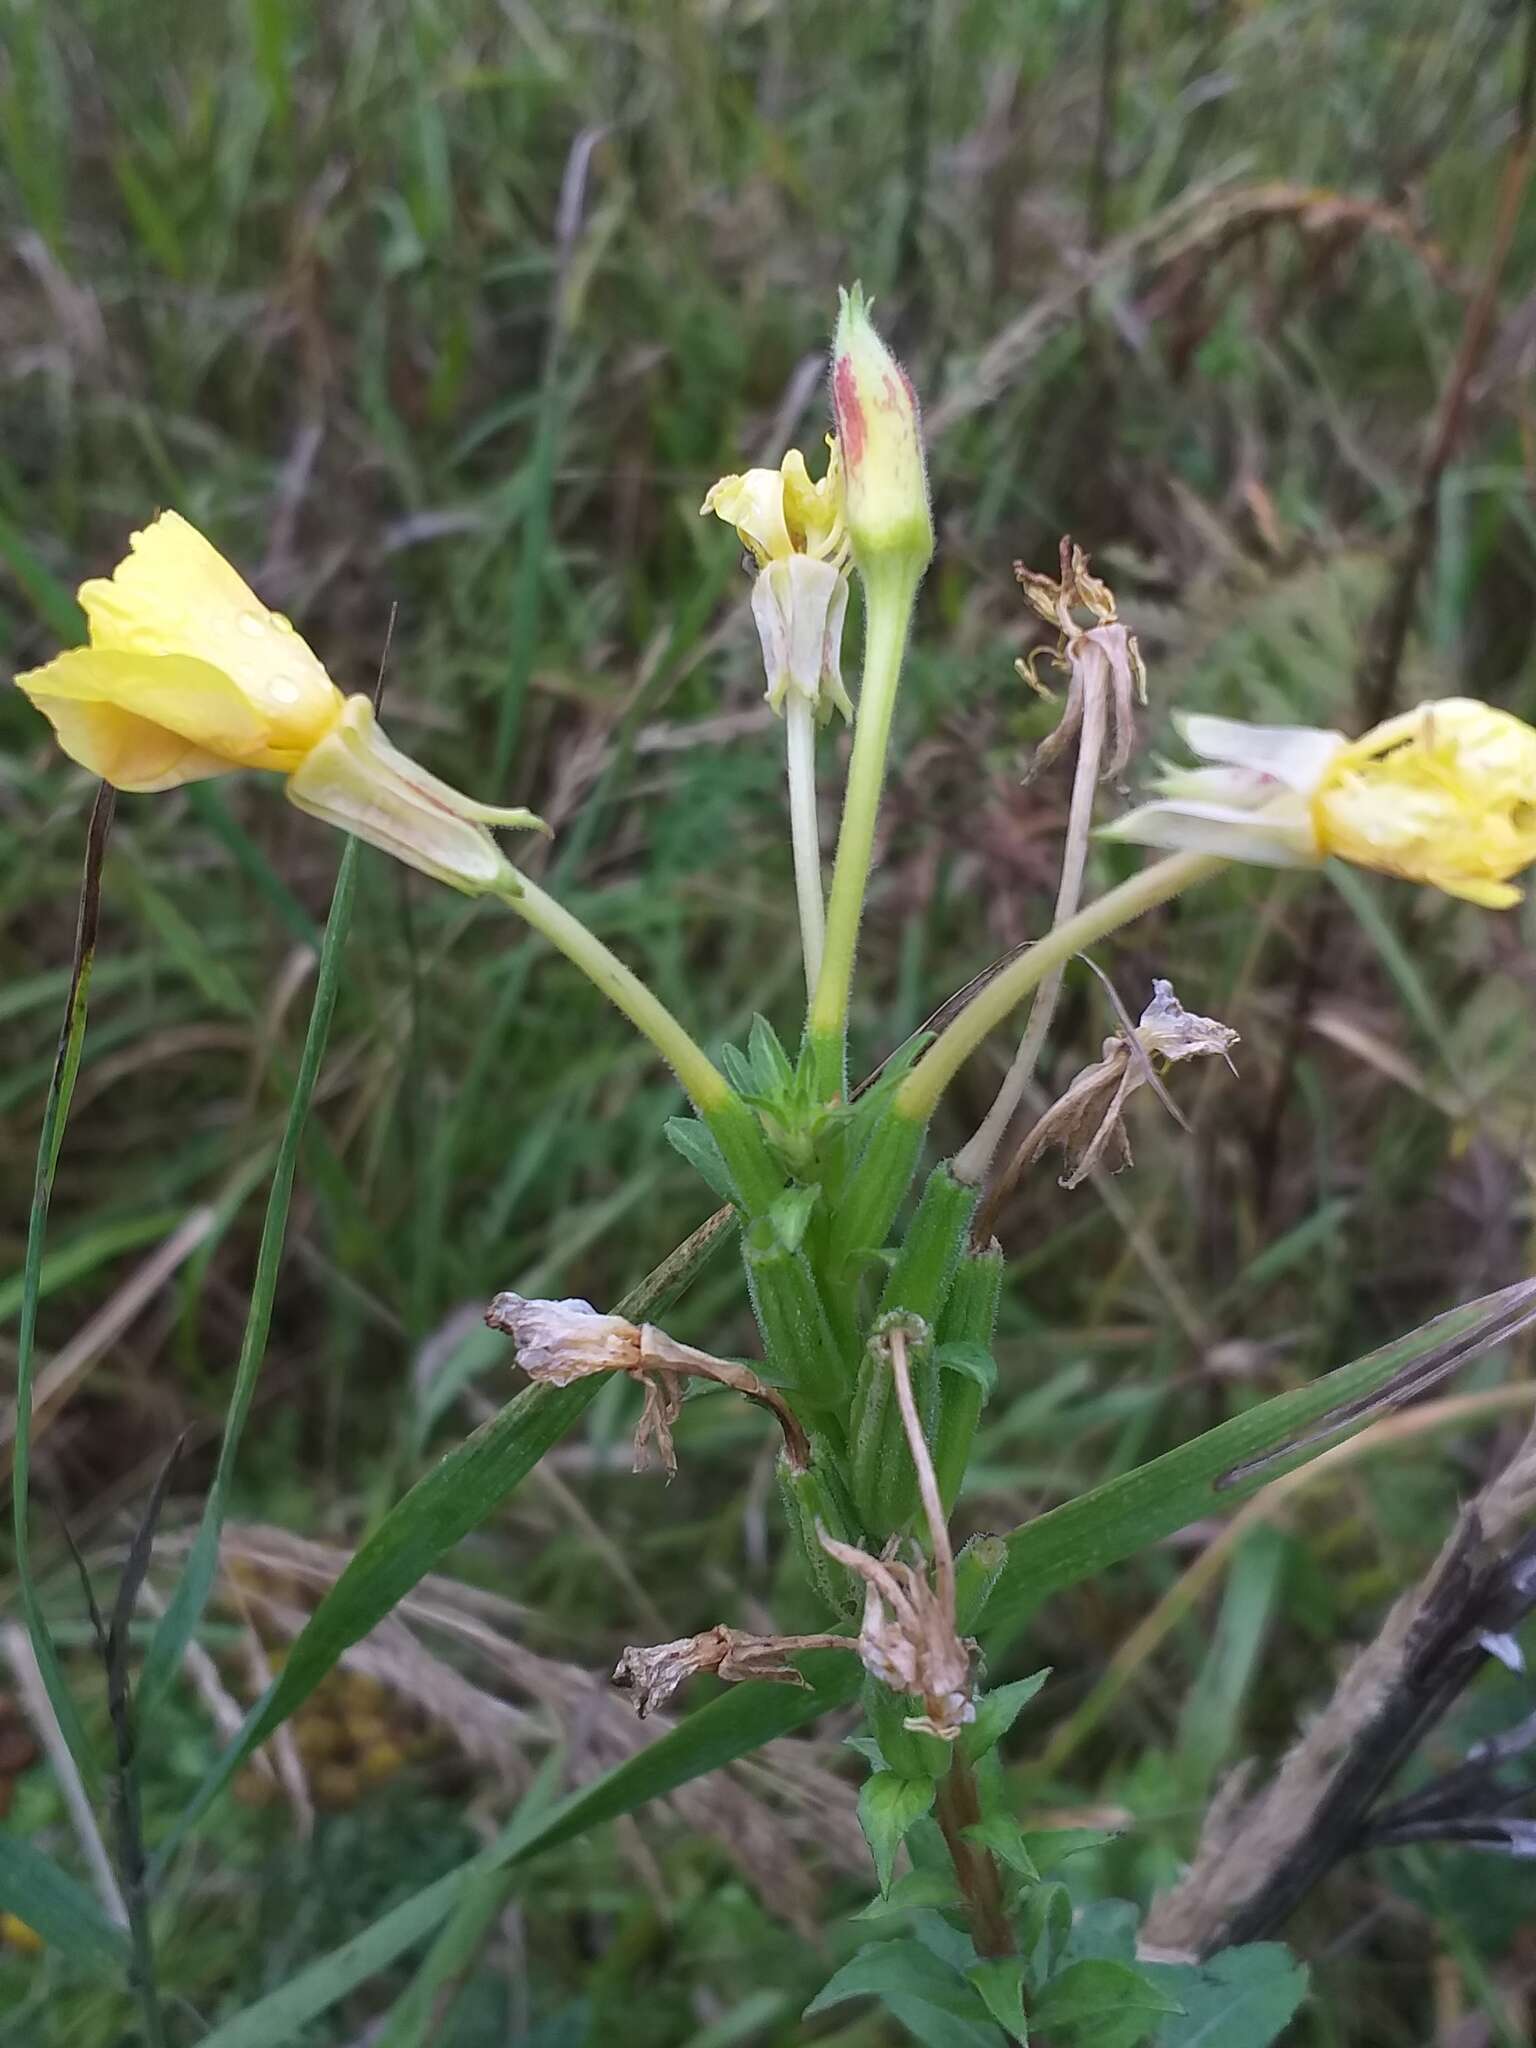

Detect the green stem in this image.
[807,562,921,1089]
[499,871,728,1112]
[497,873,781,1211]
[894,852,1223,1127]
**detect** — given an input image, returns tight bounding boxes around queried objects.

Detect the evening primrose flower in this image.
[14,512,544,894]
[1104,699,1536,908]
[701,441,852,723]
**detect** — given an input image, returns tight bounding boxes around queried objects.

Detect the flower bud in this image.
[830,285,933,582]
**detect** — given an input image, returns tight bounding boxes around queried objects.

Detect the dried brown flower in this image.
[485,1293,809,1476]
[1016,538,1147,784]
[817,1530,977,1740]
[1019,976,1238,1189]
[612,1625,847,1718]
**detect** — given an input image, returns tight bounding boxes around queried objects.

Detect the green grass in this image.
[3,0,1536,2042]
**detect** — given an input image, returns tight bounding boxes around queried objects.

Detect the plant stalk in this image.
[496,873,783,1211]
[894,852,1223,1127]
[935,1747,1015,1960]
[783,693,827,1000]
[808,561,921,1090]
[953,646,1110,1187]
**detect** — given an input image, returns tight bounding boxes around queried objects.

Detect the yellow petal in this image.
[1314,697,1536,905]
[700,469,793,565]
[79,510,343,759]
[780,442,846,561]
[16,648,278,788]
[22,693,233,792]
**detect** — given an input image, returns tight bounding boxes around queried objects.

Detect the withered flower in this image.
[485,1295,642,1384]
[485,1293,809,1476]
[818,1529,976,1740]
[1020,976,1238,1189]
[1016,538,1146,784]
[612,1624,847,1719]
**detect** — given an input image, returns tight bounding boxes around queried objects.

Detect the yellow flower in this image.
[1103,699,1536,908]
[701,441,852,722]
[829,284,933,583]
[1313,699,1536,909]
[19,510,344,789]
[14,511,546,894]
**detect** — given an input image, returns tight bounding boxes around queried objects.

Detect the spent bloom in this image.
[1021,977,1239,1189]
[702,441,852,723]
[1017,539,1147,784]
[485,1292,809,1474]
[1105,699,1536,908]
[14,511,545,894]
[818,1529,975,1741]
[830,284,933,583]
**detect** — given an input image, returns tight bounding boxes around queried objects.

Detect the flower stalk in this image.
[894,851,1224,1129]
[807,558,922,1092]
[490,873,781,1213]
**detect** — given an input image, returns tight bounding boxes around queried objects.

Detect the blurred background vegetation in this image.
[3,0,1536,2040]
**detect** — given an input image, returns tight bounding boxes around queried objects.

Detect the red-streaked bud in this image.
[830,285,933,582]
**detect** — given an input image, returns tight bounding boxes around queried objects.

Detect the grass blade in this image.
[0,1833,128,1970]
[979,1277,1536,1642]
[12,784,115,1794]
[138,840,359,1714]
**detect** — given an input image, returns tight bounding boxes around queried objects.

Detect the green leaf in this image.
[855,1869,964,1918]
[0,1835,128,1969]
[766,1182,819,1254]
[962,1670,1050,1760]
[141,840,358,1716]
[858,1770,938,1895]
[747,1013,793,1091]
[980,1278,1536,1642]
[1018,1881,1072,1979]
[196,1658,857,2048]
[1026,1827,1121,1874]
[1033,1960,1183,2035]
[807,1938,999,2048]
[1147,1944,1308,2048]
[663,1116,736,1203]
[968,1957,1030,2042]
[963,1813,1039,1880]
[936,1339,998,1399]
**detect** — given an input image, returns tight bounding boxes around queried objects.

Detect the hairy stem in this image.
[808,561,921,1090]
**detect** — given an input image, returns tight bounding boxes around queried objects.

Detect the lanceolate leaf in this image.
[980,1278,1536,1642]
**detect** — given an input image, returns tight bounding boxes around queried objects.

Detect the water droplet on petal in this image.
[269,676,301,706]
[239,610,267,637]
